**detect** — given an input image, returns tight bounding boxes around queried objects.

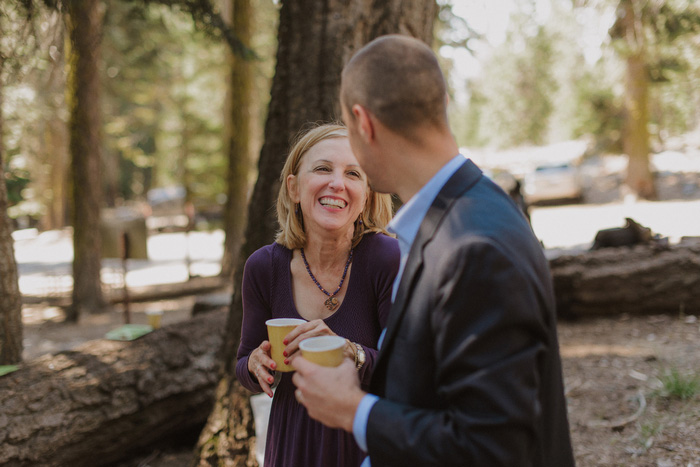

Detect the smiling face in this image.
[287,137,368,239]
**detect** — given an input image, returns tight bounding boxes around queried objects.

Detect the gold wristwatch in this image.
[354,342,366,370]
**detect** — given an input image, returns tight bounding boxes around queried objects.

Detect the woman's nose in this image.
[327,171,345,190]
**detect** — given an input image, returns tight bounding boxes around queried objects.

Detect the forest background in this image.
[1,0,700,465]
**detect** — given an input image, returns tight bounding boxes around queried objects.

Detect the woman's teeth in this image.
[319,197,346,208]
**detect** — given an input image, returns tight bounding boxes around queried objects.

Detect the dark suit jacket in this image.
[366,160,575,466]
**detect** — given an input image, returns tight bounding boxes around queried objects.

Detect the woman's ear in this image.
[287,174,299,203]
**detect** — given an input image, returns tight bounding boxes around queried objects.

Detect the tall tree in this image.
[607,0,700,199]
[41,18,70,230]
[0,0,36,364]
[220,0,254,280]
[67,0,107,321]
[195,1,438,464]
[0,76,23,365]
[613,0,656,199]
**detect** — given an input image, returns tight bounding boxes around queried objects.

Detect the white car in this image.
[523,163,583,204]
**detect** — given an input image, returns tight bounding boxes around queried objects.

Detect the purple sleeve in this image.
[358,234,400,384]
[235,247,274,393]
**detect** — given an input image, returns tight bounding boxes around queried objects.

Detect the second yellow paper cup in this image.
[299,336,346,367]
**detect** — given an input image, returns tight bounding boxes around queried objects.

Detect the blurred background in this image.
[2,0,700,290]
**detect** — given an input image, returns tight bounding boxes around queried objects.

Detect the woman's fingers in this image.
[257,371,274,398]
[283,320,335,357]
[249,341,277,374]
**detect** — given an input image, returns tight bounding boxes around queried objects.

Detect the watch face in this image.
[355,343,366,369]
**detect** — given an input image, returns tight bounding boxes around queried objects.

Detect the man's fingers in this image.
[291,355,312,374]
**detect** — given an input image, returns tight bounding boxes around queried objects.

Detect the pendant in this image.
[324,297,339,311]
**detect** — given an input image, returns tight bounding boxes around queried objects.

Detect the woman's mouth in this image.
[319,197,347,209]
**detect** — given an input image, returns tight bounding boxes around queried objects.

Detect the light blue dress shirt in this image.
[353,154,466,466]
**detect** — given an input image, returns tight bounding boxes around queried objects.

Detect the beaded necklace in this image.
[300,247,353,311]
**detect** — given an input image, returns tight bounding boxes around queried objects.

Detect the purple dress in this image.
[236,233,400,467]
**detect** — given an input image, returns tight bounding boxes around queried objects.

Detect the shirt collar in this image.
[388,154,466,251]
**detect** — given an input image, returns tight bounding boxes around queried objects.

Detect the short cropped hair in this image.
[275,123,394,249]
[341,34,448,134]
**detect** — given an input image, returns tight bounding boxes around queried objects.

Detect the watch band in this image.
[354,342,366,370]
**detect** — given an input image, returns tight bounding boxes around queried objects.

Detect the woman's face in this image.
[287,137,368,239]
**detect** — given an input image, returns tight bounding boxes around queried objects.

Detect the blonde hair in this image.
[275,123,393,249]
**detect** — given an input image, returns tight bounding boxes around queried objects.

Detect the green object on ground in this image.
[105,324,154,341]
[0,365,19,376]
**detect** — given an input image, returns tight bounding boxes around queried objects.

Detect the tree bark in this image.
[0,72,24,365]
[195,1,438,464]
[41,20,70,231]
[67,0,107,321]
[619,0,656,200]
[220,0,254,281]
[551,242,700,318]
[0,310,227,467]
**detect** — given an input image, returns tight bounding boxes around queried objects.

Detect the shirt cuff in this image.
[353,393,379,452]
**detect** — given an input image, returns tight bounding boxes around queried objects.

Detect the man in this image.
[292,34,575,466]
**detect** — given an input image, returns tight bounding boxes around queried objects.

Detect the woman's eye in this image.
[314,166,331,172]
[348,171,361,178]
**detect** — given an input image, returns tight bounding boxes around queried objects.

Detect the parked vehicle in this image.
[523,163,583,204]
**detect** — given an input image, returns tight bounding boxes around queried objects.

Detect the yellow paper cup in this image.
[299,336,346,367]
[146,310,163,329]
[266,318,306,372]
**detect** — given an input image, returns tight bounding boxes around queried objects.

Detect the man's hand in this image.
[291,357,366,432]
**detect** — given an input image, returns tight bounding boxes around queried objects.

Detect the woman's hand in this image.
[281,319,355,363]
[247,340,277,397]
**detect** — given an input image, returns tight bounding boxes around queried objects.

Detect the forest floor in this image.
[16,166,700,467]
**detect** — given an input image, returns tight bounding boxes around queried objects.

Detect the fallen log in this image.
[0,309,227,466]
[21,275,227,308]
[550,242,700,318]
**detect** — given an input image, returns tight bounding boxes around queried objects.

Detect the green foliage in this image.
[636,418,662,453]
[3,164,30,207]
[464,11,558,148]
[656,368,700,400]
[101,3,227,206]
[454,0,700,153]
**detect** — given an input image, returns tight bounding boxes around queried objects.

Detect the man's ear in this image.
[287,174,299,203]
[352,104,374,143]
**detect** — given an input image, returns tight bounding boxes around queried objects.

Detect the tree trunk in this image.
[195,1,438,464]
[220,0,254,281]
[0,73,24,365]
[67,0,106,321]
[551,242,700,318]
[620,0,656,200]
[0,310,227,467]
[42,26,70,231]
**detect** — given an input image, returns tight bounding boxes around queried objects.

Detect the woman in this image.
[235,123,399,467]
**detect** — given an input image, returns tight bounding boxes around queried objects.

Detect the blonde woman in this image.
[236,123,399,467]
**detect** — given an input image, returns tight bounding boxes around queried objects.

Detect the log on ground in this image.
[0,309,227,466]
[550,242,700,317]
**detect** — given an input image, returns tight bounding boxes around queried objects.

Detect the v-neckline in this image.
[284,242,358,323]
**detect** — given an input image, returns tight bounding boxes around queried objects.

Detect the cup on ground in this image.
[146,310,163,329]
[266,318,306,372]
[298,335,346,367]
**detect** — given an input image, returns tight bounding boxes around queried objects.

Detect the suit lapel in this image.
[377,160,483,362]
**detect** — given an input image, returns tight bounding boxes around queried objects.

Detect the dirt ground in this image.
[19,303,700,467]
[559,313,700,467]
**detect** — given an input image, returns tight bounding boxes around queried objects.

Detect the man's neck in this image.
[391,130,459,203]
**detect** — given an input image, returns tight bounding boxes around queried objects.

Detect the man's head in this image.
[340,34,449,137]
